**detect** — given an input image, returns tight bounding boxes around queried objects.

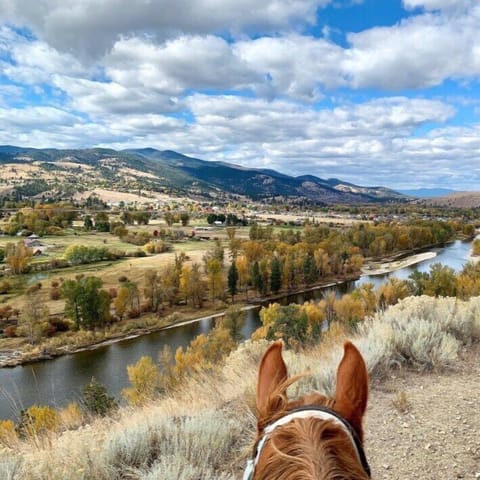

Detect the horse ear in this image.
[334,341,369,441]
[257,341,288,420]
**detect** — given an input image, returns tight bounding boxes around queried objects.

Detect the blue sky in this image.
[0,0,479,190]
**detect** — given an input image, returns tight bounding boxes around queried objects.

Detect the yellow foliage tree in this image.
[236,255,251,298]
[334,294,365,325]
[6,241,33,274]
[206,257,225,301]
[122,356,160,406]
[114,285,130,320]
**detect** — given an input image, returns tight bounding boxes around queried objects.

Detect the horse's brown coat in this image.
[252,341,369,480]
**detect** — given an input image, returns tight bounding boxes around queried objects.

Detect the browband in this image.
[243,405,371,479]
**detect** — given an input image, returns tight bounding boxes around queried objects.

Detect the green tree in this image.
[62,276,111,330]
[179,212,190,226]
[261,304,309,350]
[303,254,318,285]
[270,256,282,294]
[83,215,93,231]
[82,377,118,416]
[227,261,238,301]
[94,212,110,232]
[252,261,263,295]
[221,305,245,342]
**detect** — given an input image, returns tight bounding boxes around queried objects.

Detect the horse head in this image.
[245,340,370,480]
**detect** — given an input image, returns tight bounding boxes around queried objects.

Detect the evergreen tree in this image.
[82,377,118,416]
[228,261,239,301]
[252,261,263,295]
[303,254,319,285]
[270,256,282,294]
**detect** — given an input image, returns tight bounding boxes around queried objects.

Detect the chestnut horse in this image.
[244,341,370,480]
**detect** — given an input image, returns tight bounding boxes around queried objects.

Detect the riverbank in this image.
[0,244,461,368]
[0,276,342,368]
[362,251,438,276]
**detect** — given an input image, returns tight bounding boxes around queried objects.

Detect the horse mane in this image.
[254,377,369,480]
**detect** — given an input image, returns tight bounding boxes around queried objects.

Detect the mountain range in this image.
[0,146,406,204]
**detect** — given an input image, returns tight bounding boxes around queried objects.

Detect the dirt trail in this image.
[366,345,480,479]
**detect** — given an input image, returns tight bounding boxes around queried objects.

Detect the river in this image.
[0,239,474,420]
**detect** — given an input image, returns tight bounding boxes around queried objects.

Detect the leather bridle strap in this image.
[243,405,371,479]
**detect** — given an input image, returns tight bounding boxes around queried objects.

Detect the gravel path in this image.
[366,345,480,480]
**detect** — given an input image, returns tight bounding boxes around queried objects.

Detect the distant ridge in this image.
[398,188,458,198]
[0,145,406,204]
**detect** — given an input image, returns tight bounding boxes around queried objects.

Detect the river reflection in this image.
[0,239,474,420]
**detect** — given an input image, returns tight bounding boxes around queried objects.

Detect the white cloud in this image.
[105,35,260,93]
[402,0,475,13]
[343,9,480,89]
[0,0,325,59]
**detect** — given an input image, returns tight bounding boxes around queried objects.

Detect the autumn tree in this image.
[114,285,130,320]
[122,356,160,406]
[6,241,32,274]
[18,285,49,344]
[180,263,204,307]
[143,269,162,312]
[205,257,225,301]
[236,255,250,299]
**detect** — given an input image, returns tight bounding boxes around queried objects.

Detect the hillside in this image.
[1,295,479,479]
[0,146,405,204]
[421,191,480,208]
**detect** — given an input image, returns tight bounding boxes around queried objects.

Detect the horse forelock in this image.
[254,417,369,480]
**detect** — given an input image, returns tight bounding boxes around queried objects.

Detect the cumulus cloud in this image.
[344,9,480,89]
[105,35,260,93]
[0,0,324,59]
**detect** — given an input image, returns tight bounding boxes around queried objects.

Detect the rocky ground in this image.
[366,344,480,480]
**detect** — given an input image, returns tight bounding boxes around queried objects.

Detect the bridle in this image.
[243,405,371,480]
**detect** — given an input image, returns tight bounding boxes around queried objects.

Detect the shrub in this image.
[48,317,70,333]
[0,280,12,294]
[3,325,17,338]
[49,287,61,300]
[0,420,18,448]
[58,402,84,429]
[82,377,118,416]
[19,405,59,438]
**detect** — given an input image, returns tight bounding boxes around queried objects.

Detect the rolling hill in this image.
[0,146,405,204]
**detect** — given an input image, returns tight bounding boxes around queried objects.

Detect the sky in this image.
[0,0,479,191]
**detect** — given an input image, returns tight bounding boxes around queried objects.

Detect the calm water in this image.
[0,239,473,420]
